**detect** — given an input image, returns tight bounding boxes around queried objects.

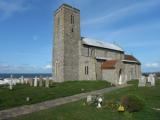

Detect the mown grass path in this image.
[13,80,160,120]
[0,84,129,120]
[0,81,110,110]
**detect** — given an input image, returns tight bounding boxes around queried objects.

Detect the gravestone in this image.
[97,97,103,108]
[148,74,155,86]
[9,75,13,90]
[86,95,92,103]
[28,79,33,86]
[21,76,24,84]
[45,79,49,88]
[34,76,38,87]
[39,77,43,87]
[24,78,28,84]
[138,76,146,87]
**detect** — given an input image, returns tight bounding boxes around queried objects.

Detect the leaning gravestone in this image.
[138,76,146,87]
[148,74,155,86]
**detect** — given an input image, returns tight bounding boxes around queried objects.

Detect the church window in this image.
[58,17,60,25]
[71,15,74,24]
[71,28,74,32]
[85,66,89,75]
[87,48,89,56]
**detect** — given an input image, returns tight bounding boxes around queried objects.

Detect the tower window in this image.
[58,17,60,25]
[71,28,74,32]
[85,66,89,75]
[71,15,74,24]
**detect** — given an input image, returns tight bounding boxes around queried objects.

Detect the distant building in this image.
[53,4,141,85]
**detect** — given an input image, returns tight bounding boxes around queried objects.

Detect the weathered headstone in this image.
[39,77,43,87]
[34,76,38,87]
[24,78,28,84]
[45,79,49,88]
[28,79,33,86]
[86,95,92,103]
[138,76,146,87]
[148,74,155,86]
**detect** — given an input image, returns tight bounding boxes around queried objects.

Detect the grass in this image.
[0,80,111,110]
[14,80,160,120]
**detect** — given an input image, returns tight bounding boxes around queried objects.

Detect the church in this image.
[53,4,141,85]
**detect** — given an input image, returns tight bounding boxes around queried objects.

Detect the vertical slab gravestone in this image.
[45,78,49,88]
[29,79,33,87]
[39,77,43,87]
[34,76,38,87]
[86,95,92,104]
[148,74,155,86]
[21,76,24,84]
[138,76,146,87]
[9,75,13,90]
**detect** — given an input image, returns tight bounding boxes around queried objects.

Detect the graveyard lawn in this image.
[0,81,111,110]
[15,80,160,120]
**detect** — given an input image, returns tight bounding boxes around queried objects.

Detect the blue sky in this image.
[0,0,160,73]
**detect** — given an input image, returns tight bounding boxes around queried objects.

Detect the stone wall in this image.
[123,62,141,81]
[102,69,117,84]
[81,45,124,60]
[79,56,96,80]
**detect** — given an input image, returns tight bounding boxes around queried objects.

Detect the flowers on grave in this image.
[118,105,125,112]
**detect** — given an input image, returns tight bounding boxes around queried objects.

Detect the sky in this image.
[0,0,160,73]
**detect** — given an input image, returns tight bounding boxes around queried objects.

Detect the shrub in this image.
[120,95,144,112]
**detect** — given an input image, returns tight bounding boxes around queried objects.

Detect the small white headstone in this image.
[13,79,16,85]
[87,95,92,103]
[9,75,13,90]
[138,76,146,87]
[21,76,24,84]
[148,74,155,86]
[26,97,30,102]
[34,76,38,87]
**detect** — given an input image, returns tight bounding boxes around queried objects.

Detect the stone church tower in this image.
[53,4,80,82]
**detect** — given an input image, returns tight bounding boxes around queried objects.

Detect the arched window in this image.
[71,15,74,24]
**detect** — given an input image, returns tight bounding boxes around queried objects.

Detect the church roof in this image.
[101,60,117,69]
[81,37,124,52]
[123,54,141,65]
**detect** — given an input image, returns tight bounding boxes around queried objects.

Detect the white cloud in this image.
[44,64,52,69]
[81,0,160,26]
[0,0,30,21]
[145,63,160,68]
[0,64,51,73]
